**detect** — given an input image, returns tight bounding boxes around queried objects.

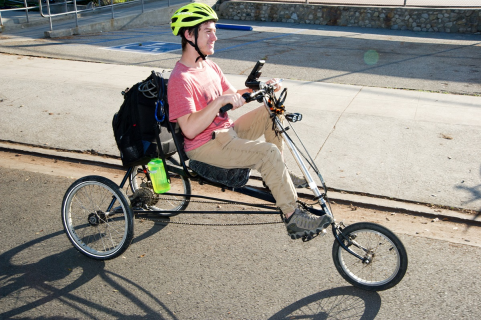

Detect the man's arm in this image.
[177,92,245,140]
[177,84,255,140]
[235,88,252,96]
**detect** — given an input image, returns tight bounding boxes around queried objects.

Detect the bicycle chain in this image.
[147,219,284,227]
[137,195,285,226]
[157,194,277,208]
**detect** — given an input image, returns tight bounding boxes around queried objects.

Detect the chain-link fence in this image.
[242,0,481,8]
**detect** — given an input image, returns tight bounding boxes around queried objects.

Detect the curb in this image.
[314,190,481,226]
[1,140,479,226]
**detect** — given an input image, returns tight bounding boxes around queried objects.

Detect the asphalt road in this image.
[1,166,480,319]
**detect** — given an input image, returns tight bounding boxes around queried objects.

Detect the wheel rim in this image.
[338,229,401,287]
[63,181,129,258]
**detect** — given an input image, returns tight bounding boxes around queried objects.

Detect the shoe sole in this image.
[288,222,331,240]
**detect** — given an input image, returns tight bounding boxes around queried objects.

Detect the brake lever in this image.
[278,88,287,106]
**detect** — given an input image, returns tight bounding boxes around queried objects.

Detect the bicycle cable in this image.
[281,124,334,213]
[274,117,328,194]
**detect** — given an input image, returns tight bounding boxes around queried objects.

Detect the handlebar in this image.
[259,79,283,91]
[219,92,253,114]
[218,79,284,114]
[219,103,233,113]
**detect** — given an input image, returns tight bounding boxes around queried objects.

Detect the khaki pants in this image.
[186,106,297,214]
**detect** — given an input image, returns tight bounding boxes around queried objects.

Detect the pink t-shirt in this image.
[168,60,233,152]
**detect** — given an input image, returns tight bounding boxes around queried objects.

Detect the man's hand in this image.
[266,78,282,92]
[178,91,245,139]
[221,92,246,110]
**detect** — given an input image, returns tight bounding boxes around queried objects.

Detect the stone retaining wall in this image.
[216,1,481,34]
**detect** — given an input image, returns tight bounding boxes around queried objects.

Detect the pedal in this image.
[301,229,327,242]
[302,233,318,242]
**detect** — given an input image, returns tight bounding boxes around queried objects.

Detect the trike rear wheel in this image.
[61,176,134,260]
[332,222,408,291]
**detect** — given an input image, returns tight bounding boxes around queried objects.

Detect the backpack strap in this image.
[151,71,170,181]
[154,122,170,182]
[152,70,166,123]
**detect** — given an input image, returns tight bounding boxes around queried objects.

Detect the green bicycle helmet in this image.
[171,3,218,36]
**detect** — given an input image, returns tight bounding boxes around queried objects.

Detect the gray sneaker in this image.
[289,171,308,188]
[285,207,333,239]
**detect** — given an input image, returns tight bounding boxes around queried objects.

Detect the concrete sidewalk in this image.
[0,53,480,214]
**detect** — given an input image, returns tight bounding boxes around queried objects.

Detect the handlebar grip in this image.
[219,103,233,113]
[242,92,252,102]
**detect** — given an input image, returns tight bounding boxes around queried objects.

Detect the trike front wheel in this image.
[332,222,408,291]
[61,176,134,260]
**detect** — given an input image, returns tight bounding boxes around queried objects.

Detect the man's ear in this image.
[183,28,194,42]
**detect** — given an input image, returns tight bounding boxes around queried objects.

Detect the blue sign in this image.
[104,41,181,54]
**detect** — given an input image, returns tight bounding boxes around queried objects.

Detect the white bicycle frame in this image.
[259,87,334,221]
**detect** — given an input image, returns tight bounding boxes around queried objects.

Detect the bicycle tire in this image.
[61,176,134,260]
[129,158,191,217]
[332,222,408,291]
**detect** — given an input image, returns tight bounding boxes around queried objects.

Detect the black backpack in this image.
[112,71,176,168]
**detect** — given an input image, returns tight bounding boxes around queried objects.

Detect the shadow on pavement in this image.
[455,165,481,218]
[269,286,381,319]
[0,227,174,319]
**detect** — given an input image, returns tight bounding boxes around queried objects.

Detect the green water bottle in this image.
[147,158,170,194]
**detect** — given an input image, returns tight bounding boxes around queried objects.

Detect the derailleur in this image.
[130,187,158,209]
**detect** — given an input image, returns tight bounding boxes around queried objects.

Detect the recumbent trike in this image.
[61,61,408,291]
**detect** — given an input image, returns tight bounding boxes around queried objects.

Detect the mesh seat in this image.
[189,160,250,188]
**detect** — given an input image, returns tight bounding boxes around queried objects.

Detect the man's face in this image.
[196,21,217,56]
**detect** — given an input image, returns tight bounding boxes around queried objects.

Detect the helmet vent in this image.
[182,16,200,23]
[195,11,209,17]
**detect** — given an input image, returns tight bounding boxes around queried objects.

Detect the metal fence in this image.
[0,0,174,30]
[243,0,481,8]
